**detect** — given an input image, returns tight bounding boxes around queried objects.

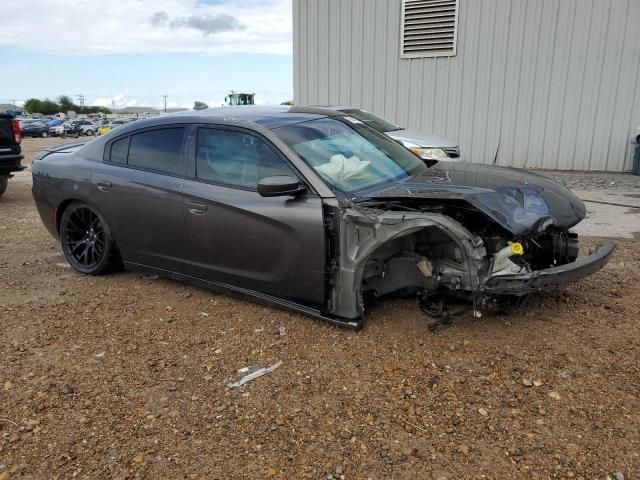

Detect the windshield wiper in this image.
[351,198,422,212]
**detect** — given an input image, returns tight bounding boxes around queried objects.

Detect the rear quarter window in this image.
[127,128,186,176]
[109,137,130,164]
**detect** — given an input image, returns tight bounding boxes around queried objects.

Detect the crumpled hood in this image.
[363,162,587,237]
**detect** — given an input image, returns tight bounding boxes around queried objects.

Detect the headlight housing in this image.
[409,146,449,161]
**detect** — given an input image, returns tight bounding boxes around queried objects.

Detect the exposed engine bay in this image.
[322,197,614,329]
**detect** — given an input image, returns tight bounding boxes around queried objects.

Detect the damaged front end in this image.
[323,198,615,328]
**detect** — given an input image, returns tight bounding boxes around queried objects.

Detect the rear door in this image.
[182,125,326,308]
[92,126,190,273]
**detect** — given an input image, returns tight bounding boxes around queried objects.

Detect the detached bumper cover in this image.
[483,242,616,294]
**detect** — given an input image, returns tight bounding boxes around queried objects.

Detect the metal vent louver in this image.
[401,0,458,57]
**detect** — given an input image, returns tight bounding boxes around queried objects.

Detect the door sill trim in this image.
[123,261,362,329]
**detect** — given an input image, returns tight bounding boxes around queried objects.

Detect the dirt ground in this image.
[1,138,639,479]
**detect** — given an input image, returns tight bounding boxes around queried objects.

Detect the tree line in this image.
[23,95,112,115]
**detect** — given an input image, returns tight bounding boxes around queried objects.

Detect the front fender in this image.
[327,207,488,320]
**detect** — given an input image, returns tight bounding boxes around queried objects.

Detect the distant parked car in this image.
[70,120,99,136]
[98,120,127,135]
[46,119,65,136]
[45,119,63,127]
[21,121,50,138]
[331,107,462,162]
[50,124,65,136]
[19,119,40,129]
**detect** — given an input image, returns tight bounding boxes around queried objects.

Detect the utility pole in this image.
[162,95,168,113]
[10,99,17,110]
[77,94,85,111]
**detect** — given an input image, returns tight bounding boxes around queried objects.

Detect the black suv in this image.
[0,113,25,196]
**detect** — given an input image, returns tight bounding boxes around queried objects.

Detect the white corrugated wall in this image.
[293,0,640,171]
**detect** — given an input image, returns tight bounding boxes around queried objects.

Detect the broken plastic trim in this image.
[482,242,616,294]
[227,360,283,388]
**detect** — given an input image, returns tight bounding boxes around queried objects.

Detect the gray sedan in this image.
[31,106,613,329]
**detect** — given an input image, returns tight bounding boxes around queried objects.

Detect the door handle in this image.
[96,180,112,192]
[187,202,207,215]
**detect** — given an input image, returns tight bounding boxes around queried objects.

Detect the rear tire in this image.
[0,177,8,197]
[41,131,48,138]
[60,202,118,275]
[86,129,93,136]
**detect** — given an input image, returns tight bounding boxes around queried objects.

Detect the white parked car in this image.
[73,120,99,136]
[333,107,462,162]
[50,124,65,136]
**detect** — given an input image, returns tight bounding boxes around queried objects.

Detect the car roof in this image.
[93,106,349,142]
[311,105,357,112]
[149,105,346,129]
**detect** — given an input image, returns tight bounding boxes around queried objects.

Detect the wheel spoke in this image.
[81,245,90,265]
[69,241,86,253]
[63,207,109,270]
[66,218,84,233]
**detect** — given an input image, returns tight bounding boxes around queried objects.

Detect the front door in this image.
[182,126,326,308]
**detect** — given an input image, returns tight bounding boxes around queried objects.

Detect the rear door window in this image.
[128,128,186,176]
[195,128,295,189]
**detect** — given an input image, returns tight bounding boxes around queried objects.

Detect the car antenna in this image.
[193,101,209,111]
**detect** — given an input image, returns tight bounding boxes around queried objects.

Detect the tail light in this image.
[11,119,21,144]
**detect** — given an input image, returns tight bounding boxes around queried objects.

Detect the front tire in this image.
[0,177,8,197]
[41,131,48,138]
[86,129,93,136]
[60,202,118,275]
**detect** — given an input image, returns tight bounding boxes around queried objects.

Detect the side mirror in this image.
[258,175,306,197]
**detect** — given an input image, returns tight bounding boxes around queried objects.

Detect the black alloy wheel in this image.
[60,202,117,275]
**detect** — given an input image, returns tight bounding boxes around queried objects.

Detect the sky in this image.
[0,0,293,109]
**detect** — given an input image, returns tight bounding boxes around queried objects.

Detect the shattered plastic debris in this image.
[197,312,209,318]
[254,327,264,333]
[142,273,159,280]
[276,326,287,337]
[56,262,71,268]
[227,361,283,388]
